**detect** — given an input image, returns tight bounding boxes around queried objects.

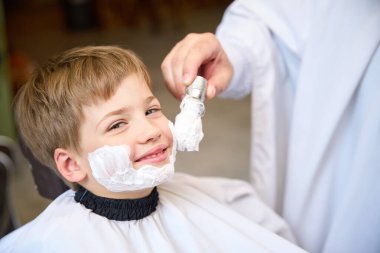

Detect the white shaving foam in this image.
[174,95,205,151]
[88,121,177,192]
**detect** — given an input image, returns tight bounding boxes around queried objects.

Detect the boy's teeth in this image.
[145,152,161,159]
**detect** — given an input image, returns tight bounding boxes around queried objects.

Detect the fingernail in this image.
[207,86,216,99]
[182,73,191,85]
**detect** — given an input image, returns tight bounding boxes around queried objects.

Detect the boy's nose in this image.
[136,119,161,144]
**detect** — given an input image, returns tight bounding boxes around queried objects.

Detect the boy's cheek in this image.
[157,118,173,142]
[76,156,92,172]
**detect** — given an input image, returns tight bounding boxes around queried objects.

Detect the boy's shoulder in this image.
[0,190,81,252]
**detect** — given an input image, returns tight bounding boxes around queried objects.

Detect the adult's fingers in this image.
[161,33,221,100]
[206,64,233,100]
[181,33,222,79]
[162,34,202,99]
[198,40,233,100]
[161,41,185,99]
[180,33,231,99]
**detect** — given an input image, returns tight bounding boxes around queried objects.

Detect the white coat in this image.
[217,0,380,252]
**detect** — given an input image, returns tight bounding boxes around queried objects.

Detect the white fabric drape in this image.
[0,173,305,253]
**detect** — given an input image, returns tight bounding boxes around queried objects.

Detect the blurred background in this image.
[0,0,251,237]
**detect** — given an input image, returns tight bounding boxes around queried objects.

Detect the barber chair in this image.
[0,134,69,239]
[18,136,69,201]
[0,136,19,238]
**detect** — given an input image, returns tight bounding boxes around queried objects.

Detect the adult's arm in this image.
[216,0,311,99]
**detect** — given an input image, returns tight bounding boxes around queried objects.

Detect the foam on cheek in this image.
[87,121,176,192]
[88,144,133,178]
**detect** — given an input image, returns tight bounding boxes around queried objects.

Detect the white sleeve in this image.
[216,0,311,99]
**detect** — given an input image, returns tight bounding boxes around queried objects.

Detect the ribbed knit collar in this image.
[74,186,159,221]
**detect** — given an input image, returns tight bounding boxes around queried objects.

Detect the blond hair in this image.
[14,46,151,172]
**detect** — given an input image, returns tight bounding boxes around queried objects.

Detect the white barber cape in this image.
[217,0,380,253]
[0,173,306,253]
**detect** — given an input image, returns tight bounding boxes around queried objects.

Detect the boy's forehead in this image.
[81,76,156,119]
[84,73,152,104]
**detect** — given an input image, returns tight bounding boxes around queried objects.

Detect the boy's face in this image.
[75,74,173,196]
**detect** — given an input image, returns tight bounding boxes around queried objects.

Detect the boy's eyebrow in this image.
[96,96,158,129]
[145,95,157,105]
[96,107,128,130]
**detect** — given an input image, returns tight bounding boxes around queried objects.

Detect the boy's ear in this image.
[54,148,86,183]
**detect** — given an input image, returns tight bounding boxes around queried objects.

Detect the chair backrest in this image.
[18,135,69,200]
[0,138,17,238]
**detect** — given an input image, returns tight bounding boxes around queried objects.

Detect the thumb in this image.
[206,85,217,100]
[205,69,232,100]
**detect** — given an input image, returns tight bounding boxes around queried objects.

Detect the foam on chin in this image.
[87,121,177,192]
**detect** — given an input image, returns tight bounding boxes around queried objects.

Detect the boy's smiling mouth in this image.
[135,144,169,164]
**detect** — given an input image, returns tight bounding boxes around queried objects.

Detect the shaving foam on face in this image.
[174,76,207,151]
[88,121,177,192]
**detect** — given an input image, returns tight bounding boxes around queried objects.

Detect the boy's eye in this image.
[146,108,161,116]
[109,121,127,131]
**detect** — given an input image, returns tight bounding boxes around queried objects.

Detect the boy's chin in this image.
[134,160,170,169]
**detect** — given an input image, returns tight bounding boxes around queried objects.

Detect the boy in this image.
[0,46,306,252]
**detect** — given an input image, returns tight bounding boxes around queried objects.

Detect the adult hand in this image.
[161,33,233,100]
